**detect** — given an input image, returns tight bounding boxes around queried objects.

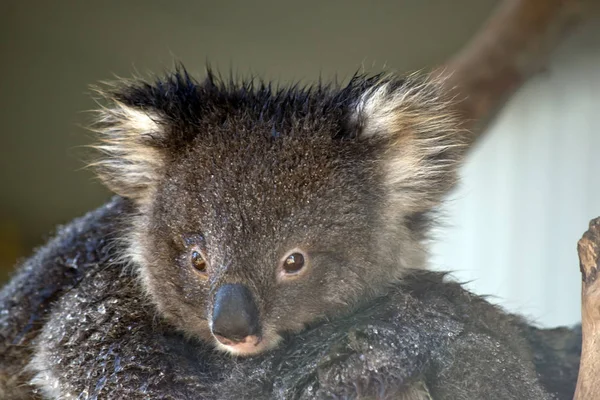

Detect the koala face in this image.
[92,69,465,355]
[138,126,386,355]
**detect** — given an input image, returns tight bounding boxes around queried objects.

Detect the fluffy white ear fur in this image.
[353,75,467,213]
[90,100,165,205]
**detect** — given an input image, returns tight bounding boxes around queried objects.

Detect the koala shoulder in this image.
[0,197,129,398]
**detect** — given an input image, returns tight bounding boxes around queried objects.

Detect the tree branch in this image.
[437,0,589,145]
[575,218,600,399]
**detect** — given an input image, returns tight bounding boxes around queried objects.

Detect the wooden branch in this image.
[437,0,589,145]
[575,218,600,399]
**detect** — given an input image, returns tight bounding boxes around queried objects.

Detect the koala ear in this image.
[90,92,166,206]
[354,75,467,213]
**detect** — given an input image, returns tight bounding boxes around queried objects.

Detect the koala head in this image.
[91,68,465,356]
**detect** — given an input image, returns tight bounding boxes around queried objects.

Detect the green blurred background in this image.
[0,0,500,281]
[0,0,500,280]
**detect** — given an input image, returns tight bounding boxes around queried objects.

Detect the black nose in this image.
[211,284,260,343]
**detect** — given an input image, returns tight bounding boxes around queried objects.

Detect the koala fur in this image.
[0,68,581,399]
[87,69,466,355]
[0,198,580,399]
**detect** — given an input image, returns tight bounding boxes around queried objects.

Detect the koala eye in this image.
[191,250,208,277]
[281,251,306,275]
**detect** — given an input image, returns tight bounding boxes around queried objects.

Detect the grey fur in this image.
[90,69,467,355]
[0,198,580,399]
[0,69,581,399]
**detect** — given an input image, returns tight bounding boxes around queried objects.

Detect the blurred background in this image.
[1,0,599,328]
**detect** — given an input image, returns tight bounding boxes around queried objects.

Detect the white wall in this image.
[431,19,600,328]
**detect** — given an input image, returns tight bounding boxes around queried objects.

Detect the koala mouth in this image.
[213,334,266,356]
[212,329,283,356]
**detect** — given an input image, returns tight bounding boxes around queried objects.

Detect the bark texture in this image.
[575,218,600,399]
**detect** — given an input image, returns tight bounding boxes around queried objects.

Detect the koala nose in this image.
[211,284,261,344]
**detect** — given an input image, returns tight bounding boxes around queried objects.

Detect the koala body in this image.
[90,69,464,355]
[1,198,580,399]
[0,68,581,399]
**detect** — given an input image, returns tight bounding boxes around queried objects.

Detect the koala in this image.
[89,69,465,356]
[0,68,581,399]
[0,198,581,399]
